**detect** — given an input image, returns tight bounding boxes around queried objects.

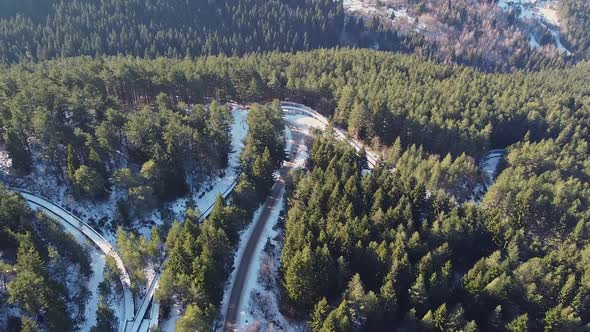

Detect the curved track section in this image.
[281,102,378,168]
[14,189,135,332]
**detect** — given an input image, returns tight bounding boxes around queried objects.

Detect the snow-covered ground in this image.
[216,113,323,332]
[497,0,571,54]
[21,192,134,323]
[480,149,505,188]
[27,203,125,332]
[137,107,249,240]
[235,193,288,330]
[1,103,371,331]
[470,149,506,202]
[218,203,265,330]
[217,111,329,331]
[0,107,250,330]
[282,103,379,168]
[156,107,249,331]
[159,304,181,332]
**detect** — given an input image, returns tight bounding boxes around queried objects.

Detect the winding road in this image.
[221,104,378,331]
[222,121,305,331]
[281,102,378,168]
[130,102,379,332]
[8,102,378,332]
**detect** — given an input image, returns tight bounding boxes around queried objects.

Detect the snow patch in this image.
[159,304,181,332]
[235,193,286,329]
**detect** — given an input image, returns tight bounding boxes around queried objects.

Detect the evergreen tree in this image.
[506,313,528,332]
[66,144,79,180]
[284,247,321,310]
[310,297,329,332]
[5,127,31,174]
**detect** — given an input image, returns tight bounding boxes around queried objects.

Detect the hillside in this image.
[343,0,590,71]
[0,0,342,63]
[0,49,589,330]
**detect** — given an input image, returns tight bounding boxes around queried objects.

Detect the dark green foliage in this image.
[5,127,31,174]
[0,48,589,331]
[1,50,588,164]
[156,99,283,326]
[90,302,117,332]
[240,101,285,200]
[116,226,162,293]
[66,144,79,180]
[156,215,234,324]
[0,0,343,64]
[35,213,92,278]
[19,317,39,332]
[281,131,590,331]
[0,186,32,239]
[8,234,74,331]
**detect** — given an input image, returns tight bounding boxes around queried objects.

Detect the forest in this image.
[156,102,285,328]
[0,48,588,330]
[560,0,590,58]
[2,49,587,162]
[1,0,589,73]
[0,186,102,331]
[0,0,342,63]
[281,132,590,330]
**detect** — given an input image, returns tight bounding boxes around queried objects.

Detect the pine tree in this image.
[175,305,209,332]
[506,313,528,332]
[345,273,367,327]
[66,144,79,180]
[410,272,428,315]
[433,303,448,331]
[251,147,274,198]
[8,235,50,315]
[321,300,352,332]
[310,297,329,332]
[379,273,398,323]
[284,247,320,310]
[5,127,32,174]
[91,302,117,332]
[421,310,435,330]
[348,102,370,139]
[447,304,467,331]
[73,165,104,198]
[147,226,161,263]
[20,317,39,332]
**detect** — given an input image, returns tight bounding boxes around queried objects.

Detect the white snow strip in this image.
[218,204,266,331]
[236,192,286,329]
[82,249,106,331]
[281,102,379,168]
[17,191,134,330]
[195,108,249,214]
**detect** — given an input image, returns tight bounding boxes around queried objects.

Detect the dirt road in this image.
[223,126,305,331]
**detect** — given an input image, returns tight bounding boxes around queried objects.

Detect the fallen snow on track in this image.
[21,192,134,330]
[219,113,319,331]
[195,107,249,213]
[27,202,125,332]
